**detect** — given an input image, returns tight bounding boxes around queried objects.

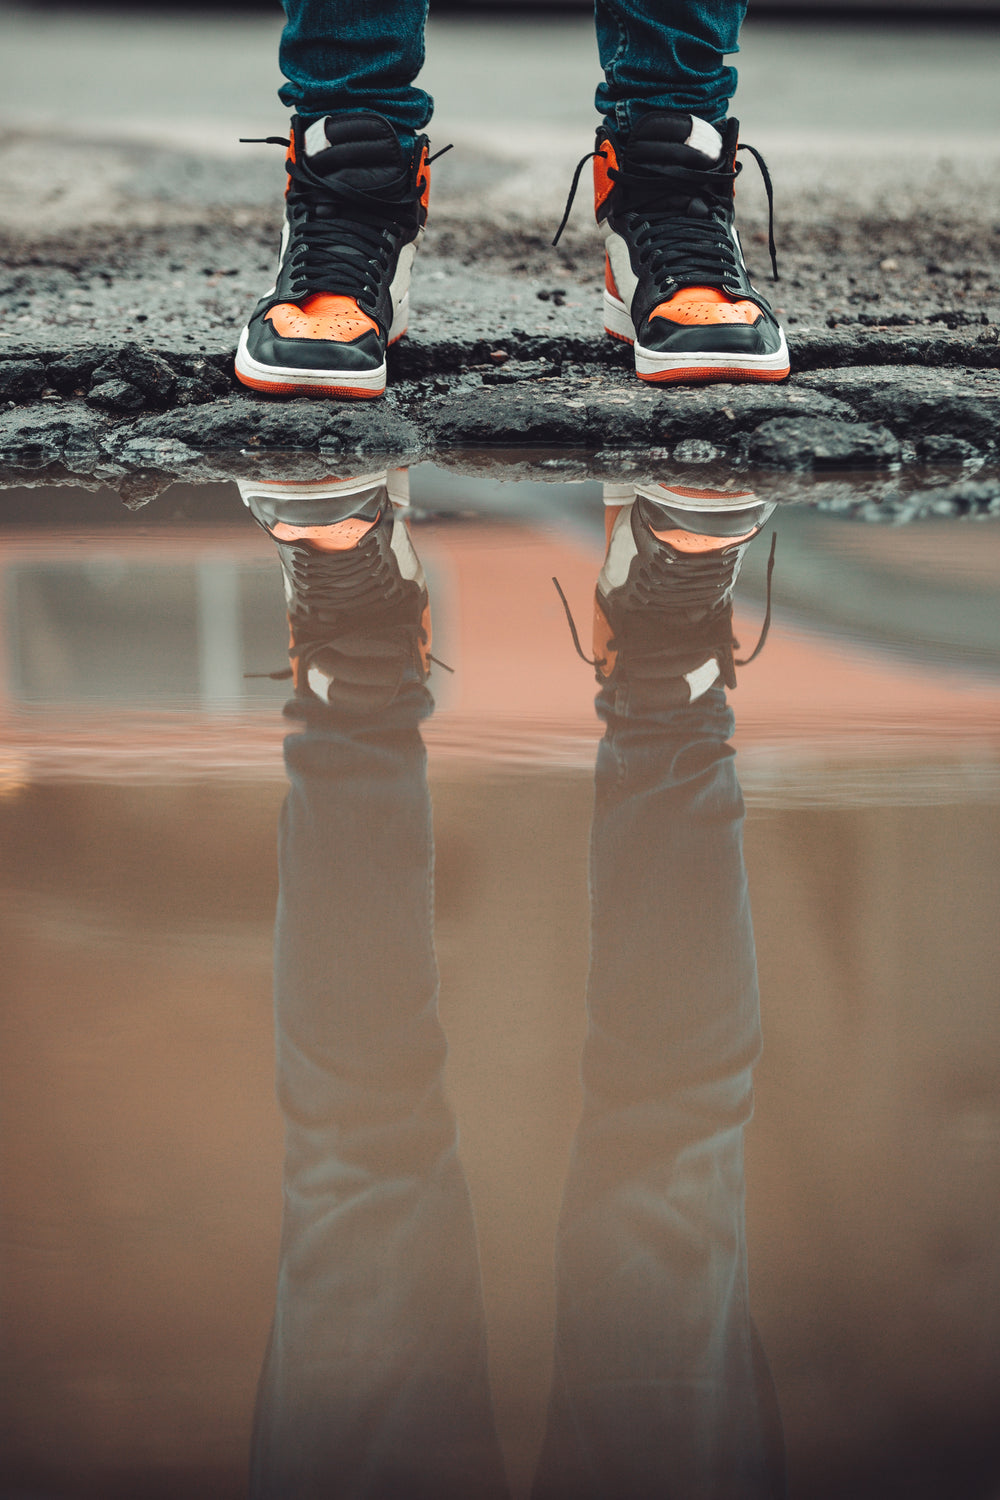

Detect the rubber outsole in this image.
[638,364,790,385]
[633,483,765,511]
[603,290,790,384]
[235,371,384,399]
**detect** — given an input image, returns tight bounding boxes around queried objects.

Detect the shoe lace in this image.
[552,531,776,692]
[241,135,452,308]
[552,142,778,285]
[282,519,404,612]
[245,518,452,681]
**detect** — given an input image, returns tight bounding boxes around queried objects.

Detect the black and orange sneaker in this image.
[238,469,433,714]
[557,482,776,708]
[235,114,439,400]
[560,112,789,386]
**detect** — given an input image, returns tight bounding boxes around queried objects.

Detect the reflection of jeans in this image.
[250,685,509,1500]
[251,679,782,1499]
[278,0,746,136]
[533,684,781,1500]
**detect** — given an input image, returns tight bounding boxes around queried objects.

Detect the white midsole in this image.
[632,483,766,512]
[237,470,392,506]
[603,483,762,512]
[603,290,790,374]
[596,483,774,517]
[235,328,386,390]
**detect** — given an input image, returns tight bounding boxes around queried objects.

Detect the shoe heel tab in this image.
[414,139,451,218]
[283,120,299,196]
[718,116,740,174]
[415,140,431,216]
[594,138,618,218]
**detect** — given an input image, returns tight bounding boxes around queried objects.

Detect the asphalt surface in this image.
[2,7,1000,495]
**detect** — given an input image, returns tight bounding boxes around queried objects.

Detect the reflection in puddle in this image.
[1,465,999,1500]
[246,471,782,1500]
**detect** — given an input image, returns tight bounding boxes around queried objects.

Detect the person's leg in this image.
[246,476,508,1499]
[235,0,436,400]
[532,488,785,1500]
[533,688,780,1500]
[594,0,746,138]
[251,699,508,1500]
[576,0,789,388]
[279,0,432,146]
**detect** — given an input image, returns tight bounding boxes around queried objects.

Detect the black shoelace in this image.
[246,519,451,681]
[553,530,776,691]
[553,142,778,286]
[241,135,451,308]
[280,517,407,612]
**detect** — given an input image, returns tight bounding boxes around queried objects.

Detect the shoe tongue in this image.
[627,112,723,169]
[302,113,407,191]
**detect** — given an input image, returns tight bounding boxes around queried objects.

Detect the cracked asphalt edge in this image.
[2,130,1000,509]
[3,349,1000,522]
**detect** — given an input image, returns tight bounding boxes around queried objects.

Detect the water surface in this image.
[1,464,998,1500]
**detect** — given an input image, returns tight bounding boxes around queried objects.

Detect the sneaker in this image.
[565,483,776,707]
[591,113,789,385]
[238,468,433,714]
[235,113,435,400]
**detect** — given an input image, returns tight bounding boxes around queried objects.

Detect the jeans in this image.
[250,684,509,1500]
[532,684,781,1500]
[278,0,747,140]
[249,674,784,1499]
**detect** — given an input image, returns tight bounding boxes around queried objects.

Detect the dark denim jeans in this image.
[250,684,508,1500]
[278,0,747,140]
[532,684,780,1500]
[249,677,783,1499]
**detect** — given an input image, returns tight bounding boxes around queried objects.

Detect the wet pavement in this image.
[1,460,999,1499]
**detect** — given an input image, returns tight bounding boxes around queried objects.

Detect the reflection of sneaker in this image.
[582,484,776,705]
[235,113,435,400]
[593,113,789,385]
[238,470,432,714]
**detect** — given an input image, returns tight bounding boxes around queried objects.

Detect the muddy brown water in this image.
[1,464,999,1500]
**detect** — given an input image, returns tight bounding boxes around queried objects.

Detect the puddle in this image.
[1,462,999,1500]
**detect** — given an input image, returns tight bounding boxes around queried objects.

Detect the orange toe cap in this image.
[270,517,379,550]
[266,294,378,341]
[650,286,760,326]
